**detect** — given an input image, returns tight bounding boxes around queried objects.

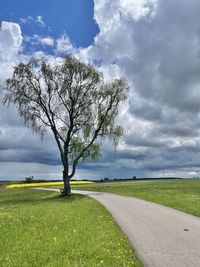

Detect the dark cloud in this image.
[0,147,60,165]
[129,101,162,122]
[103,148,147,161]
[158,126,199,138]
[125,133,169,148]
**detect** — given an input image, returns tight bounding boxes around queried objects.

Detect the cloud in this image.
[19,15,34,25]
[0,127,60,165]
[25,34,54,47]
[19,15,45,28]
[2,0,200,180]
[118,0,157,20]
[40,37,54,46]
[35,15,45,27]
[0,21,22,61]
[0,21,24,85]
[56,33,74,54]
[78,0,157,64]
[75,0,200,177]
[0,162,62,180]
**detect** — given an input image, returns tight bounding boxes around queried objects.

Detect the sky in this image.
[1,0,200,180]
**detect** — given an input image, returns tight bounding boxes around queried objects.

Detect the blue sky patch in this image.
[0,0,99,48]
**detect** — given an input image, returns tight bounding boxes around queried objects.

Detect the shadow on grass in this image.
[0,189,88,206]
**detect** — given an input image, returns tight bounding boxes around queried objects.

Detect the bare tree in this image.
[3,57,128,195]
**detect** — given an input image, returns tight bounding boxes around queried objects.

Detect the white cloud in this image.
[36,15,45,27]
[19,15,45,28]
[119,0,157,20]
[56,33,74,54]
[86,0,157,64]
[40,37,54,46]
[0,21,22,61]
[19,15,34,24]
[25,34,54,47]
[0,21,23,83]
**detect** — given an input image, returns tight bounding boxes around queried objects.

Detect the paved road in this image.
[35,188,200,267]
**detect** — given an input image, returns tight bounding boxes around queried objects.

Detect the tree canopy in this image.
[3,56,128,195]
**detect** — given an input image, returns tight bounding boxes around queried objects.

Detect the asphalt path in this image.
[35,188,200,267]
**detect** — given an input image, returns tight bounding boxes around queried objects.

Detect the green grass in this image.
[0,188,142,267]
[72,179,200,217]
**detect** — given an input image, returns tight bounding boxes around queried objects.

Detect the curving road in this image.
[35,188,200,267]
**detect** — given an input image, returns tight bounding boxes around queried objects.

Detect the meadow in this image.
[0,188,142,267]
[2,178,199,266]
[71,179,200,217]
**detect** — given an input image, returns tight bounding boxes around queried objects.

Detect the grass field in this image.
[71,179,200,217]
[0,188,142,267]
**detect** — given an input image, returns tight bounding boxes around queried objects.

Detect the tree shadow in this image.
[0,189,88,206]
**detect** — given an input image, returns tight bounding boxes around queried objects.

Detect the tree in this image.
[25,176,34,183]
[3,57,128,195]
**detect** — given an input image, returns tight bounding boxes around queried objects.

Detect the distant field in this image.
[0,188,142,267]
[71,179,200,217]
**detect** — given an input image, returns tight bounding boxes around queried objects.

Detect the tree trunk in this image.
[62,169,71,196]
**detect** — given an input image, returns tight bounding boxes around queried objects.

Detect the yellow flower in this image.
[6,180,95,189]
